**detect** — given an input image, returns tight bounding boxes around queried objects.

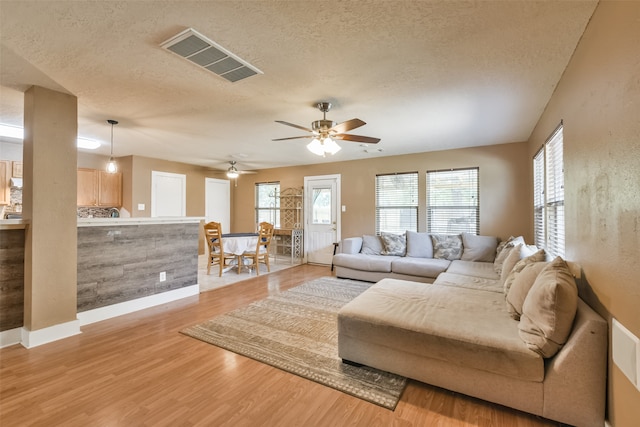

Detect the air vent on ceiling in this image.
[160,28,263,83]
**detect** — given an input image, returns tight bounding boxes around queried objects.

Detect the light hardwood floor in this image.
[0,265,561,426]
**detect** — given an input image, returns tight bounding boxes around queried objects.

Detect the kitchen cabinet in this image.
[0,161,10,205]
[98,170,122,207]
[77,168,122,207]
[11,161,22,178]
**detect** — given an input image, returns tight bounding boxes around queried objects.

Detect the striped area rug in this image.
[181,276,407,410]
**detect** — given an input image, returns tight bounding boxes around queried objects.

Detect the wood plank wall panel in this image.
[77,223,198,312]
[0,229,25,331]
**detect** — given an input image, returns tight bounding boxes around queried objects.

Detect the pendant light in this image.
[106,119,118,173]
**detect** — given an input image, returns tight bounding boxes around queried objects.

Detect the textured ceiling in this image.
[0,1,597,172]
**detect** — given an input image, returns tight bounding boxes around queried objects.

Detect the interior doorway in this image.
[151,171,186,217]
[205,178,230,233]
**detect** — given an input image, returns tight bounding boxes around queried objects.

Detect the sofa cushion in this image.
[338,278,544,382]
[331,253,398,272]
[391,257,450,278]
[361,235,384,255]
[447,260,500,280]
[494,236,525,275]
[406,231,433,258]
[431,234,463,261]
[434,272,502,293]
[461,233,499,262]
[503,249,546,294]
[506,262,547,320]
[519,257,578,358]
[380,232,406,256]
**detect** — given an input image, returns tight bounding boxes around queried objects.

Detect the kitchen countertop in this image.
[77,217,205,227]
[0,219,28,230]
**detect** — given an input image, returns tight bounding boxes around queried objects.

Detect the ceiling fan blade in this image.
[333,134,381,144]
[330,118,366,134]
[275,120,314,133]
[272,135,314,141]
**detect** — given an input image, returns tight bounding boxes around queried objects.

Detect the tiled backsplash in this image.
[77,207,117,218]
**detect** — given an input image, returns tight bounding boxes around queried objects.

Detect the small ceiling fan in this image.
[224,161,256,178]
[273,102,380,156]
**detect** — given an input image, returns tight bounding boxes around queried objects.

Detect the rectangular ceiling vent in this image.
[160,28,263,83]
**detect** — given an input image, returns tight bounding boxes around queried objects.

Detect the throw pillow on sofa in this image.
[380,232,406,256]
[406,231,433,258]
[501,246,545,292]
[518,256,579,358]
[494,236,525,274]
[431,234,463,261]
[461,232,499,262]
[506,262,548,320]
[361,235,384,255]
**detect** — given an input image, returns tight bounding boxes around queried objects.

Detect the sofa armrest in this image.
[340,237,363,254]
[542,299,607,427]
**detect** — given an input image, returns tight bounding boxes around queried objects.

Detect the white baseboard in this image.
[77,284,199,326]
[21,320,82,349]
[0,327,23,348]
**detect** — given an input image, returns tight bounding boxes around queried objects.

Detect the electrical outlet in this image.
[159,271,166,282]
[612,318,640,390]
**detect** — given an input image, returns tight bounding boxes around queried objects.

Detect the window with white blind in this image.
[255,182,280,228]
[426,167,479,234]
[533,124,564,257]
[375,172,418,234]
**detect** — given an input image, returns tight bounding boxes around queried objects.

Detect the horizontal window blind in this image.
[533,124,564,258]
[255,182,280,228]
[426,167,479,234]
[546,126,565,257]
[375,172,418,234]
[533,149,545,249]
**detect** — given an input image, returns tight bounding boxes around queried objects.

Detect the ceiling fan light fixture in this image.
[307,138,326,156]
[226,161,240,178]
[323,137,342,155]
[307,136,341,156]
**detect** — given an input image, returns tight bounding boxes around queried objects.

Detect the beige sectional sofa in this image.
[334,233,607,427]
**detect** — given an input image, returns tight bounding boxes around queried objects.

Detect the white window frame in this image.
[255,182,280,228]
[533,123,565,257]
[426,167,479,234]
[375,172,418,235]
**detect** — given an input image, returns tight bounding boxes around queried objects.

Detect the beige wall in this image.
[127,155,220,218]
[232,142,531,241]
[527,2,640,426]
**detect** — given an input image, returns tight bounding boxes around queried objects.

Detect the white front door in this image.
[205,178,230,233]
[304,175,340,265]
[151,171,186,217]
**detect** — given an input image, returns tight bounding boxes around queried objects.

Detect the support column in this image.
[22,86,79,347]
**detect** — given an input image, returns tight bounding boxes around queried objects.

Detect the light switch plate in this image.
[137,203,145,211]
[612,318,640,390]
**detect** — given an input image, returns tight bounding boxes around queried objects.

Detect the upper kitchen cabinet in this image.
[11,161,22,178]
[77,168,121,207]
[98,170,122,207]
[0,161,10,205]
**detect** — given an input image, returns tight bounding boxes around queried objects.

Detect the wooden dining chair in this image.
[203,221,237,277]
[242,222,275,276]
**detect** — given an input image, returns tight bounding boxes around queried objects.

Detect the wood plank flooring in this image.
[0,265,561,426]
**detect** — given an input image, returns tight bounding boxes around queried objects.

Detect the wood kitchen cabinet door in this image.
[98,171,122,207]
[77,168,98,206]
[0,161,10,205]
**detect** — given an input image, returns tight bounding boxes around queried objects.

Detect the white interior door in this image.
[304,175,340,265]
[205,178,230,233]
[151,171,186,217]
